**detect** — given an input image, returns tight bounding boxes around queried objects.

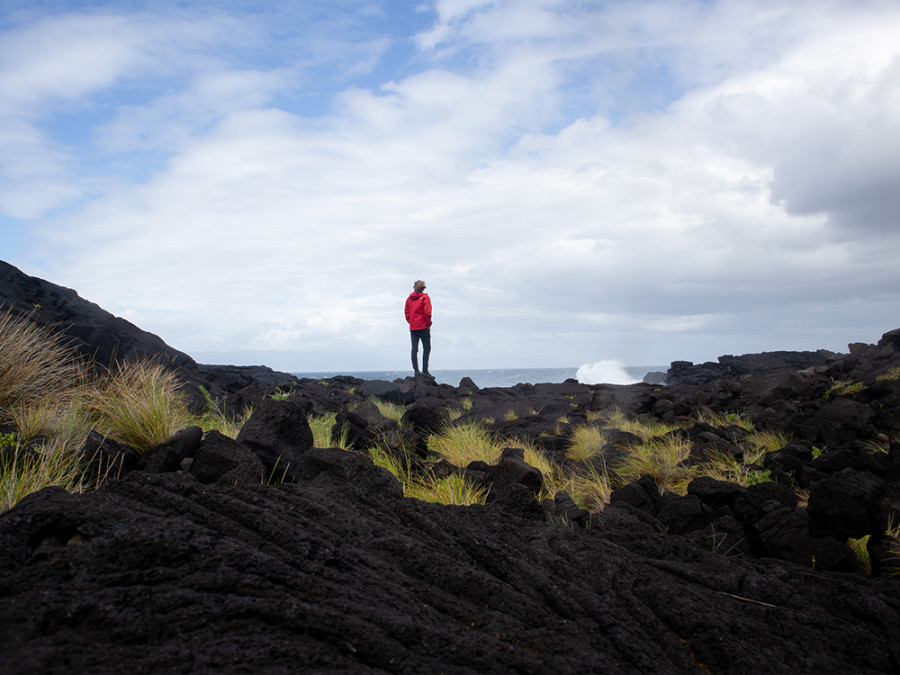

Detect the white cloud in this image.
[4,0,900,371]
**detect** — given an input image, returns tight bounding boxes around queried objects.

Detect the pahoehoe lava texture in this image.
[2,464,899,674]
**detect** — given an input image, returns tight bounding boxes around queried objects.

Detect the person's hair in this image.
[413,280,426,292]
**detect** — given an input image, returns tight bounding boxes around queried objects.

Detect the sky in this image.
[2,0,900,374]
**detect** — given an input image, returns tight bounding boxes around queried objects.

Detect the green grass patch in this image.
[824,380,866,398]
[370,397,408,424]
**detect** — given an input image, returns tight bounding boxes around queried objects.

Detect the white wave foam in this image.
[576,359,640,385]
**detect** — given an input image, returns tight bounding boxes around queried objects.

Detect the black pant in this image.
[410,329,431,372]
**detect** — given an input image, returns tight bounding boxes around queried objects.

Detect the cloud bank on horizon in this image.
[2,0,899,373]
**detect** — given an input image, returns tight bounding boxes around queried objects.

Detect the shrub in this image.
[405,472,488,506]
[368,444,487,506]
[696,409,754,432]
[559,462,612,512]
[824,380,866,398]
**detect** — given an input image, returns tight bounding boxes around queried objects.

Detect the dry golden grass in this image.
[613,435,696,494]
[0,308,85,419]
[566,425,609,462]
[89,360,193,451]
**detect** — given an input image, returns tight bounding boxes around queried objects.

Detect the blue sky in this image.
[2,0,900,374]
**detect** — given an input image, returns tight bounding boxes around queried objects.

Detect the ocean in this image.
[292,362,668,389]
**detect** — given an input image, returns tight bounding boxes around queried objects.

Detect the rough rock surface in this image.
[3,469,900,674]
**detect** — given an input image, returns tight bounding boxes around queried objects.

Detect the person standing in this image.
[405,280,434,379]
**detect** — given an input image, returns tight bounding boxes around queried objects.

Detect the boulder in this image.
[236,396,314,480]
[189,430,265,485]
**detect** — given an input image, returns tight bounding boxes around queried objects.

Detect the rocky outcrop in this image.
[0,260,296,412]
[667,349,836,386]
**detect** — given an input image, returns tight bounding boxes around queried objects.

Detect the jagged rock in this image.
[609,474,661,514]
[138,425,203,474]
[808,468,884,540]
[400,402,446,435]
[7,262,900,672]
[189,430,265,485]
[331,409,377,452]
[466,447,545,518]
[236,397,314,481]
[78,431,141,483]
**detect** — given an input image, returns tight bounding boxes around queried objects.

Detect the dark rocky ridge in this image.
[3,260,900,672]
[1,260,297,413]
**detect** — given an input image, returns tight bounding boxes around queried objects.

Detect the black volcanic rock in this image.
[0,260,296,412]
[3,470,900,674]
[666,349,836,386]
[7,262,900,672]
[0,259,196,374]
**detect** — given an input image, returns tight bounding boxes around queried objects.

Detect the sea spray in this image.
[575,360,640,385]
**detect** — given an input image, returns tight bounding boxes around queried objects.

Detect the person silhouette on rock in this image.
[405,280,434,380]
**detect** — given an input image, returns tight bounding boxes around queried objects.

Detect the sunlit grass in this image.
[601,408,684,442]
[370,397,408,425]
[613,435,696,494]
[743,429,792,461]
[406,472,488,506]
[567,425,608,462]
[559,462,612,512]
[369,444,487,506]
[428,421,506,467]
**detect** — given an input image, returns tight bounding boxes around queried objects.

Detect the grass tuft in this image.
[0,308,85,420]
[613,435,696,493]
[89,360,193,451]
[567,425,608,462]
[428,421,505,467]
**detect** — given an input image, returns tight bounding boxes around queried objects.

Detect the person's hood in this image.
[408,291,427,299]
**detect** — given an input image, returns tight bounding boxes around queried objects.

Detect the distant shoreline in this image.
[292,366,668,388]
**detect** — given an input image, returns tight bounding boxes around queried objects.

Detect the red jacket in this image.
[405,292,432,331]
